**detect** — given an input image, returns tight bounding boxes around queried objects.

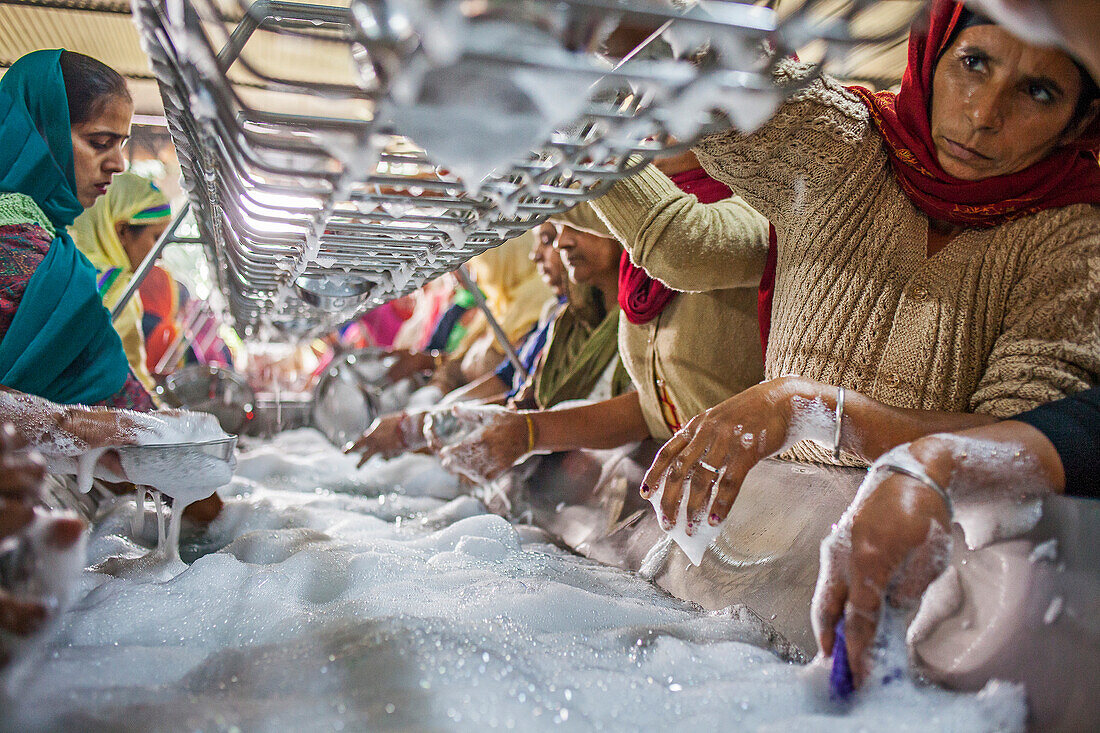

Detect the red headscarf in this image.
[849,0,1100,227]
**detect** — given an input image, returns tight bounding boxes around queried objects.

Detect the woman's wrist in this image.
[773,375,840,447]
[524,411,544,451]
[904,434,959,490]
[783,378,917,462]
[868,438,957,523]
[398,411,427,449]
[523,411,538,453]
[776,375,829,413]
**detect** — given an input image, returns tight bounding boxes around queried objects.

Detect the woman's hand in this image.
[0,422,84,666]
[438,406,531,483]
[385,350,439,383]
[641,377,828,532]
[810,419,1064,686]
[346,411,426,467]
[59,407,146,450]
[0,423,45,538]
[811,449,954,686]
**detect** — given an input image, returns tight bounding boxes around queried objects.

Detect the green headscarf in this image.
[0,49,131,404]
[534,286,631,408]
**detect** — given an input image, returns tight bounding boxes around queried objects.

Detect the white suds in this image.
[1,429,1024,732]
[1043,596,1064,625]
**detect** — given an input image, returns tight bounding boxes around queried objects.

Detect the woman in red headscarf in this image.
[642,0,1099,535]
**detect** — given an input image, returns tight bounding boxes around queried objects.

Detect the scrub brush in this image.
[829,618,855,702]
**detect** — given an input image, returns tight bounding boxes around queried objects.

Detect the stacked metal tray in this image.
[131,0,912,338]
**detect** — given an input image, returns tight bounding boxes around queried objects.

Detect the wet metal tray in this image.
[131,0,912,339]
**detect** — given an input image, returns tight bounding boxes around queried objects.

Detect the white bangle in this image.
[874,461,954,519]
[832,386,845,462]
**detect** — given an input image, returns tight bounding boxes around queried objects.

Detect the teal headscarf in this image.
[0,49,130,404]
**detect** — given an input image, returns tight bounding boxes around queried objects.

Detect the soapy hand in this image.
[347,411,428,467]
[0,424,45,538]
[385,350,438,383]
[812,454,953,687]
[437,405,530,483]
[641,377,829,533]
[0,423,86,668]
[67,408,145,447]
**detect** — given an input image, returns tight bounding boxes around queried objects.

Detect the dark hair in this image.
[1071,63,1100,127]
[58,50,131,125]
[119,222,150,237]
[945,9,1099,126]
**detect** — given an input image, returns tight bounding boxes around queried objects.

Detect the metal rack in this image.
[130,0,913,339]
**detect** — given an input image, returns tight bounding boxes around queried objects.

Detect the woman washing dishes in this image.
[369,162,771,483]
[0,50,151,411]
[641,0,1099,538]
[0,49,230,518]
[430,222,571,406]
[810,0,1100,698]
[519,218,631,408]
[349,215,632,464]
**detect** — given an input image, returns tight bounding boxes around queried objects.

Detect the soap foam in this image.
[2,429,1024,732]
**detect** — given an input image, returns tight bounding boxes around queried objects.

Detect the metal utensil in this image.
[115,435,239,465]
[311,350,387,447]
[294,272,373,313]
[160,365,256,435]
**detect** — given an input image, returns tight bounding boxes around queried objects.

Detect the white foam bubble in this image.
[2,429,1024,732]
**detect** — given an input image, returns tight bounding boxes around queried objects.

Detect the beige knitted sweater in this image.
[559,196,768,439]
[580,177,770,439]
[681,63,1100,421]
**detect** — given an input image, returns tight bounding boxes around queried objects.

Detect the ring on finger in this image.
[697,461,721,474]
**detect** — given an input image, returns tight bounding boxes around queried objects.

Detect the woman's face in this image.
[531,223,568,297]
[116,220,169,269]
[929,24,1095,181]
[553,224,621,286]
[70,94,133,208]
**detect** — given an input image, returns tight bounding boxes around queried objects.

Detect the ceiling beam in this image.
[0,0,131,14]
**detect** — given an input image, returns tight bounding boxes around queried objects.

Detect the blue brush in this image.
[829,618,855,702]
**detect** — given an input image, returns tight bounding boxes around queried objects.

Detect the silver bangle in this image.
[874,461,954,519]
[832,386,845,462]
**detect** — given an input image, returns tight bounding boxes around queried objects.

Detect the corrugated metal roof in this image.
[0,0,360,114]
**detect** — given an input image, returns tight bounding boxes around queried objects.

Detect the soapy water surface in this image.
[2,429,1024,732]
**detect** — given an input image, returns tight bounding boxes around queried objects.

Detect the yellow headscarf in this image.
[72,172,172,393]
[457,230,553,359]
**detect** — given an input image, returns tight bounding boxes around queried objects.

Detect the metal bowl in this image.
[269,313,325,336]
[311,353,385,447]
[159,365,256,435]
[245,394,315,438]
[294,272,373,313]
[115,436,239,496]
[116,435,238,465]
